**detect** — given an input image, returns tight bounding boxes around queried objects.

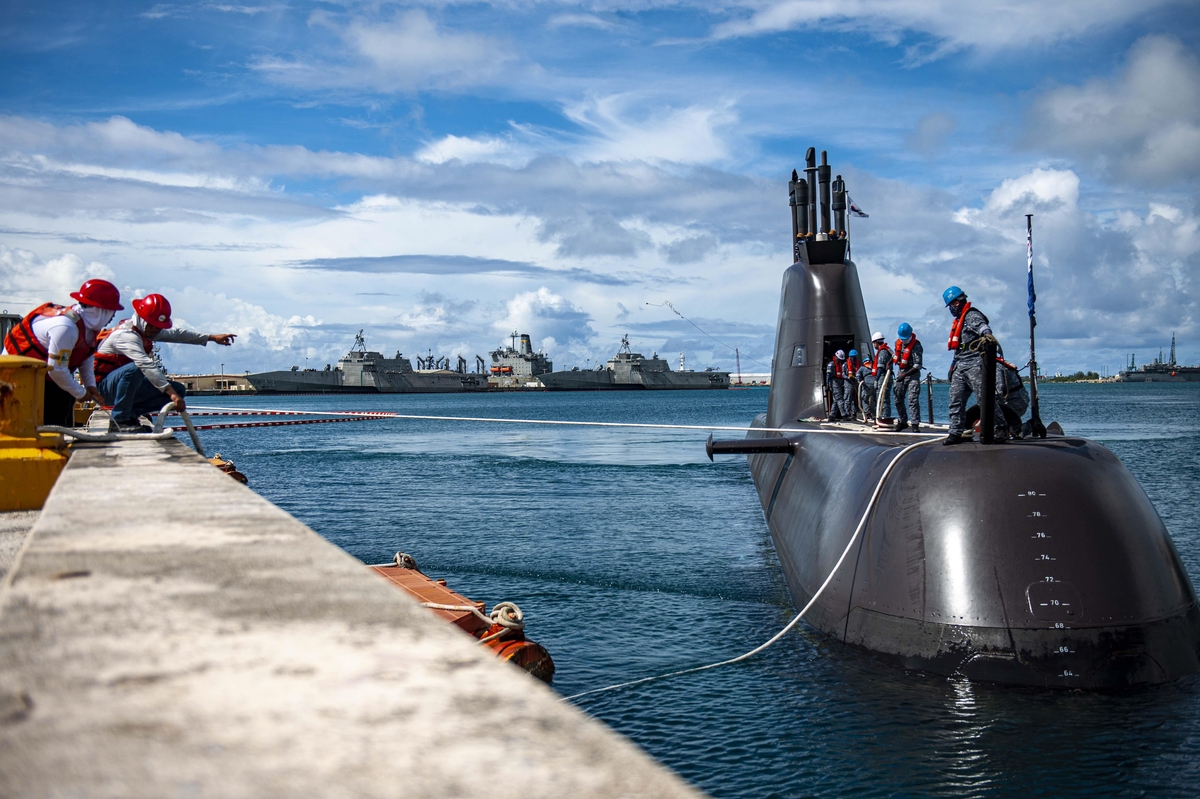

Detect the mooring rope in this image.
[562,435,941,703]
[184,406,947,436]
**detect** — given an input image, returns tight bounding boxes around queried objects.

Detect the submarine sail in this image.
[714,149,1200,688]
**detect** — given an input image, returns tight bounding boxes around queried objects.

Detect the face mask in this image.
[79,306,115,330]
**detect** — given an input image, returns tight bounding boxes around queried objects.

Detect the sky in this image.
[1,0,1198,378]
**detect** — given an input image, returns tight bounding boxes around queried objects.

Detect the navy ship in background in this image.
[539,336,730,390]
[1119,335,1200,382]
[708,148,1200,688]
[489,332,553,388]
[247,331,487,394]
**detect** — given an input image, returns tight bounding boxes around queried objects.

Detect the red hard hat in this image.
[70,278,124,311]
[132,293,173,329]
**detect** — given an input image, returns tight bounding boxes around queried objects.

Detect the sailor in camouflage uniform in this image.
[825,349,852,420]
[893,323,922,431]
[867,331,893,422]
[996,348,1029,436]
[943,286,1005,445]
[854,348,873,421]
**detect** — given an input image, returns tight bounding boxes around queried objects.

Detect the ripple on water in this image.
[196,384,1200,798]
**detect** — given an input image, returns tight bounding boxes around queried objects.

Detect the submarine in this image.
[708,148,1200,688]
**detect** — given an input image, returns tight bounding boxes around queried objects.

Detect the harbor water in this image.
[196,383,1200,798]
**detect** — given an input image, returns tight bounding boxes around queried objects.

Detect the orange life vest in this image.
[871,344,891,377]
[3,303,95,372]
[831,358,851,378]
[93,326,156,379]
[948,301,972,350]
[895,337,918,370]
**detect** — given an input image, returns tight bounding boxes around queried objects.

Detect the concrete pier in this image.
[0,438,702,798]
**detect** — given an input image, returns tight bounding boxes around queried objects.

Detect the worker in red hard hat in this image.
[94,293,236,432]
[2,279,123,426]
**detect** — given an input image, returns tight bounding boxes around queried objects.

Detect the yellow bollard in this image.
[0,355,69,511]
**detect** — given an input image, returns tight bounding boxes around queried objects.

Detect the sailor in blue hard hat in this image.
[893,323,922,431]
[943,286,1006,444]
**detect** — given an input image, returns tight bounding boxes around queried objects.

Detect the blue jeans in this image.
[99,362,186,424]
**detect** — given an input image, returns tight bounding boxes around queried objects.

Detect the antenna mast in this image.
[1026,214,1046,438]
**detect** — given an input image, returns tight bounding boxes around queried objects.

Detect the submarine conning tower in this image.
[769,148,868,426]
[728,147,1200,688]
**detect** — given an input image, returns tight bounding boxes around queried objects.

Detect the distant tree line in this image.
[1044,371,1101,383]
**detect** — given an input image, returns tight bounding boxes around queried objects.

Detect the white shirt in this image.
[27,309,98,399]
[97,318,210,391]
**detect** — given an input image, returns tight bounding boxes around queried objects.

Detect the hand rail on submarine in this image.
[705,434,795,460]
[704,424,947,460]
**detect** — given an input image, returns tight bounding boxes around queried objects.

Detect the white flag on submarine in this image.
[848,196,869,218]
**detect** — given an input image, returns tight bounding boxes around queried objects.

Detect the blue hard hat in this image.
[943,285,966,306]
[897,322,913,341]
[848,349,858,358]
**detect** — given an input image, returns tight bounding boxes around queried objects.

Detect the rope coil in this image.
[417,600,527,644]
[396,551,526,644]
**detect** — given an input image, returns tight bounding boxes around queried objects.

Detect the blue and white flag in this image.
[1026,217,1036,328]
[848,196,869,218]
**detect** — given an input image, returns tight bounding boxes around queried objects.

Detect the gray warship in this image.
[246,331,487,394]
[707,147,1200,687]
[1119,335,1200,382]
[489,332,553,387]
[539,336,730,391]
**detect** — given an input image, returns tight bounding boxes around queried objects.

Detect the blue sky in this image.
[2,0,1197,377]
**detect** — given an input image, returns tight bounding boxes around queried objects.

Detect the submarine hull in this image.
[747,424,1200,687]
[729,152,1200,686]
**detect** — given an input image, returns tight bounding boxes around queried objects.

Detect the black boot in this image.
[895,421,909,432]
[943,432,965,446]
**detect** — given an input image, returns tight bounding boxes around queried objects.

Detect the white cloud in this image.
[546,14,618,31]
[708,0,1179,60]
[252,10,516,93]
[564,96,738,165]
[493,287,596,358]
[415,134,519,166]
[1027,36,1200,184]
[1,113,1193,376]
[0,246,115,311]
[956,168,1080,224]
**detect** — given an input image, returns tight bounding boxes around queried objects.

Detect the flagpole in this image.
[846,203,851,260]
[1026,214,1046,438]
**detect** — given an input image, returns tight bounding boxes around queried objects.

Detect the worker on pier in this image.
[853,349,872,421]
[893,323,923,432]
[94,293,236,432]
[943,286,1004,445]
[2,279,123,427]
[825,349,852,421]
[867,331,893,423]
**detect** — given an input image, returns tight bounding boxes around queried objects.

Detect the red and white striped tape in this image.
[184,406,398,418]
[179,416,383,431]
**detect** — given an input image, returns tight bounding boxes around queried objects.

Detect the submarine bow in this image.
[735,148,1200,688]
